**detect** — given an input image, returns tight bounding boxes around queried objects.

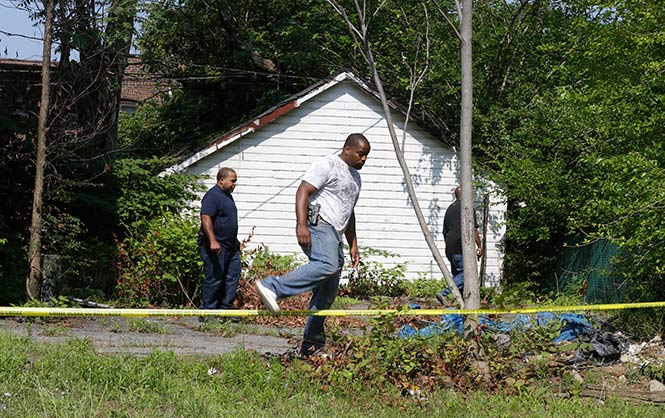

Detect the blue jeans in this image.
[260,220,344,354]
[439,253,464,297]
[199,244,241,309]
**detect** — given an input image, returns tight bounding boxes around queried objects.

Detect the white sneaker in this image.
[256,280,280,313]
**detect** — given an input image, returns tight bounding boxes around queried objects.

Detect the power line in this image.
[0,30,42,41]
[0,62,323,84]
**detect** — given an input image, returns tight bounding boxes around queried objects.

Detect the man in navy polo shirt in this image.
[198,167,241,321]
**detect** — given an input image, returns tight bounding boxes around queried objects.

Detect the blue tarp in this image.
[398,310,594,344]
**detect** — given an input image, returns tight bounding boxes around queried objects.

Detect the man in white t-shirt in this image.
[256,133,371,357]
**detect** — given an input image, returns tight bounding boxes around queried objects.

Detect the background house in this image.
[166,72,506,286]
[120,55,175,114]
[0,56,173,116]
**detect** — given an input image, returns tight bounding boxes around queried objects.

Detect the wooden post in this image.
[40,254,62,302]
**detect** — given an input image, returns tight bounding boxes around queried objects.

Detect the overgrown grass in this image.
[0,332,661,417]
[610,308,665,340]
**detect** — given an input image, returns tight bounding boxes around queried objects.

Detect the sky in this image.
[0,1,46,60]
[1,1,142,61]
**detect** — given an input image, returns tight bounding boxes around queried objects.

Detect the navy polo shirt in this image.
[199,184,238,250]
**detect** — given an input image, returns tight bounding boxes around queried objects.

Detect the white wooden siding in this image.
[186,80,505,286]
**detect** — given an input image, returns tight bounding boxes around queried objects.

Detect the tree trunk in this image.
[459,0,480,313]
[26,0,55,301]
[102,0,139,152]
[458,2,489,381]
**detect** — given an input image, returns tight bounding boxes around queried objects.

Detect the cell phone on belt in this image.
[307,203,320,226]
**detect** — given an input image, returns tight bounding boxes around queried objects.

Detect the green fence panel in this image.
[555,239,621,303]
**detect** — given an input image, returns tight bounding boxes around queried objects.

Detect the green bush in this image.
[340,247,407,299]
[110,156,207,306]
[400,276,442,298]
[241,244,303,281]
[0,239,28,305]
[41,209,114,294]
[115,213,202,307]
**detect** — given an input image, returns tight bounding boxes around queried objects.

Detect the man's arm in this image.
[201,214,221,254]
[295,181,318,247]
[345,211,360,268]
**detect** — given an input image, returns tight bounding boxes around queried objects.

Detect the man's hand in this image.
[295,181,317,248]
[296,223,311,247]
[349,246,360,269]
[201,214,221,254]
[209,239,221,255]
[477,246,484,259]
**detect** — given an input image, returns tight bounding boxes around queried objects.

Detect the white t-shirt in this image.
[302,154,361,234]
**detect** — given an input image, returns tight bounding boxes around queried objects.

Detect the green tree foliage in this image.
[466,1,664,300]
[5,0,662,305]
[134,0,358,149]
[139,0,352,75]
[111,157,203,235]
[563,2,665,300]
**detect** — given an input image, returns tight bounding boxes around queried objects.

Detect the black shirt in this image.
[443,199,477,255]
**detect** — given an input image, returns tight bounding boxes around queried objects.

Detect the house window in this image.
[120,103,137,114]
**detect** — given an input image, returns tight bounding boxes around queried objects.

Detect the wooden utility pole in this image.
[27,0,55,300]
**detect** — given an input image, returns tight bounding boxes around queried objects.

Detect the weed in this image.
[39,324,69,337]
[642,361,665,383]
[198,320,237,336]
[107,320,122,333]
[21,296,76,308]
[330,296,365,308]
[490,281,537,307]
[242,244,303,280]
[400,277,441,298]
[311,302,477,396]
[610,308,665,340]
[127,319,169,334]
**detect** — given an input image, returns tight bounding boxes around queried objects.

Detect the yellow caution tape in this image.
[0,301,663,318]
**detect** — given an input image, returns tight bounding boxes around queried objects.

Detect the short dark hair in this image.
[344,133,369,148]
[217,167,236,181]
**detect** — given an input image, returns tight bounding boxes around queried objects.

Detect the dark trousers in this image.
[199,244,241,309]
[439,253,464,297]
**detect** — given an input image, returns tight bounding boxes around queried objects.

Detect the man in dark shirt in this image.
[437,186,483,304]
[198,167,241,320]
